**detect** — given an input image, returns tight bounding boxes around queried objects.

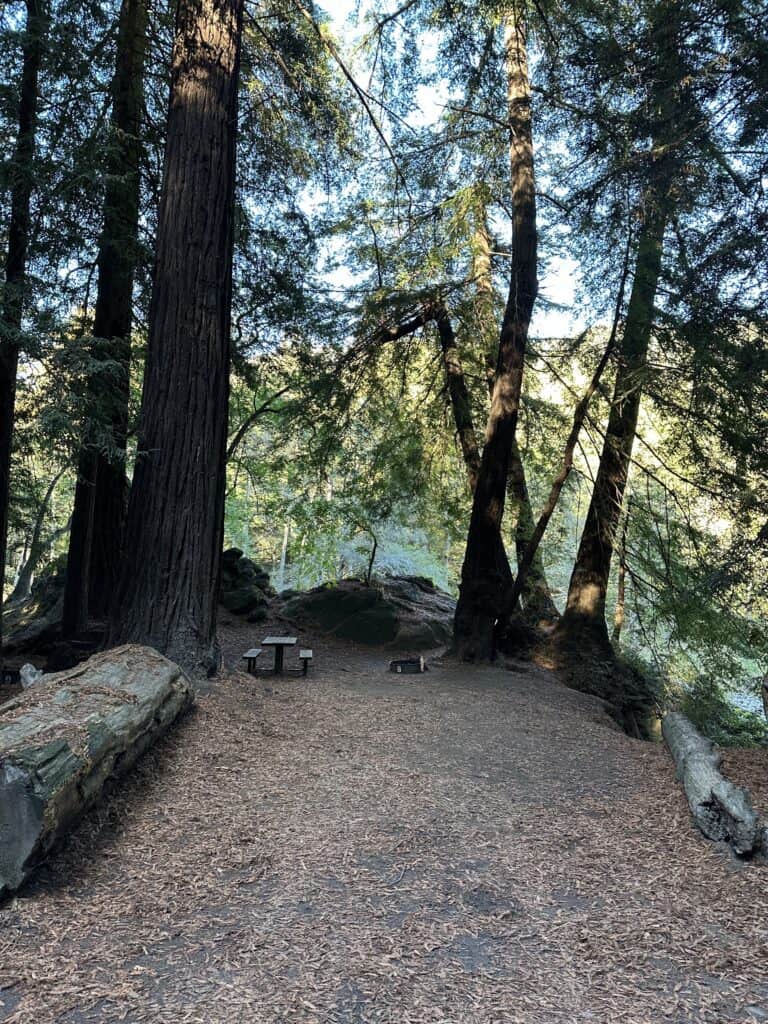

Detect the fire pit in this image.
[389,657,427,674]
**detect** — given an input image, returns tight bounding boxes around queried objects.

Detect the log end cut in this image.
[0,644,194,898]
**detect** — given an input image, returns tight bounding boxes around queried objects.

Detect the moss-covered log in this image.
[0,644,193,897]
[663,711,764,857]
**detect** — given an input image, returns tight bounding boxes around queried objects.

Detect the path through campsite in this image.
[1,618,767,1024]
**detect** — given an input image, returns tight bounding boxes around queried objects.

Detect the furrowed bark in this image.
[612,499,630,643]
[453,8,537,660]
[63,0,148,635]
[109,0,245,675]
[0,1,46,661]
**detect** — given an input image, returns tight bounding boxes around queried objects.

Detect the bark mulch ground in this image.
[1,615,767,1024]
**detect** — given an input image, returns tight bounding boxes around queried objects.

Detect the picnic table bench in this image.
[241,638,313,676]
[242,648,262,674]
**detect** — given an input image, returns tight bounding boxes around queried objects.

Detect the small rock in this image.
[20,663,44,688]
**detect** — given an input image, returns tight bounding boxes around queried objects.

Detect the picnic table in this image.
[262,636,297,675]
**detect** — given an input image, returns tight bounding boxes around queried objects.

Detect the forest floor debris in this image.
[1,616,767,1023]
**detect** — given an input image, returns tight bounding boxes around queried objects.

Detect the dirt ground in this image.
[1,615,768,1024]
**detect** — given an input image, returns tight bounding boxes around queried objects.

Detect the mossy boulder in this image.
[279,576,456,649]
[219,548,273,622]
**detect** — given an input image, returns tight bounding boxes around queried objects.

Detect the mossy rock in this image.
[220,586,268,616]
[332,604,400,644]
[282,586,382,632]
[219,549,273,618]
[392,619,451,649]
[279,577,456,650]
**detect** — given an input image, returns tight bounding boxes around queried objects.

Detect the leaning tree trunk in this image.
[436,307,481,491]
[471,195,558,623]
[559,200,669,648]
[506,232,633,616]
[558,0,683,651]
[109,0,244,675]
[453,10,537,661]
[7,468,64,604]
[62,0,148,636]
[506,441,559,623]
[0,0,46,661]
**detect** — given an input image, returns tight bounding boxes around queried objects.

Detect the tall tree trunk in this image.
[612,499,630,644]
[7,469,64,604]
[557,0,682,650]
[453,9,537,660]
[108,0,244,675]
[559,200,669,646]
[277,518,290,592]
[471,197,558,623]
[436,308,481,490]
[507,234,633,614]
[0,0,46,658]
[506,441,559,622]
[470,204,497,394]
[62,0,148,635]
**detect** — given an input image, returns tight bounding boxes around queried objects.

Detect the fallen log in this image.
[663,711,763,857]
[0,644,193,898]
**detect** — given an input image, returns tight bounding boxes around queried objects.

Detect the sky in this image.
[321,0,587,339]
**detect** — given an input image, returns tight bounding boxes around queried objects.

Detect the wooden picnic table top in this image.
[261,636,297,646]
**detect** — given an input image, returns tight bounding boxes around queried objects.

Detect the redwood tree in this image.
[0,0,46,657]
[109,0,244,674]
[62,0,148,637]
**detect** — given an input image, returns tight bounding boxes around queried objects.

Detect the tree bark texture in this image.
[0,1,46,657]
[559,1,683,647]
[453,9,537,660]
[62,456,97,637]
[662,712,765,857]
[63,0,148,634]
[560,200,668,643]
[109,0,244,675]
[0,645,193,897]
[506,441,559,622]
[612,500,630,643]
[471,196,557,623]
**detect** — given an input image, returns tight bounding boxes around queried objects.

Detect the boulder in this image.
[219,548,274,622]
[279,576,456,649]
[0,644,193,898]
